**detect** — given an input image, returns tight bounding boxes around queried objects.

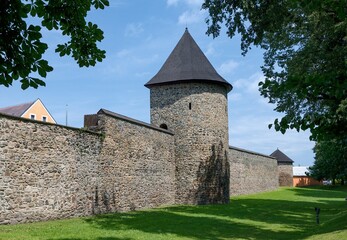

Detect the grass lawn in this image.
[0,186,346,240]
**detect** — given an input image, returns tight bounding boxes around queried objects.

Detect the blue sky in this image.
[0,0,315,166]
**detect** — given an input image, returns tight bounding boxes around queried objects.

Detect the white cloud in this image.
[109,0,124,8]
[101,63,124,76]
[246,73,263,94]
[125,23,144,37]
[170,0,206,25]
[167,0,203,7]
[227,79,315,166]
[232,72,264,96]
[167,0,179,6]
[204,43,215,57]
[100,48,159,79]
[185,0,204,6]
[228,113,314,165]
[116,49,132,57]
[133,54,159,65]
[229,93,242,102]
[135,72,151,77]
[237,73,274,107]
[218,60,239,75]
[178,9,206,25]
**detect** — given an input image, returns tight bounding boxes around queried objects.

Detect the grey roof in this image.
[97,109,174,135]
[229,145,274,159]
[0,101,34,117]
[270,149,294,164]
[145,28,232,92]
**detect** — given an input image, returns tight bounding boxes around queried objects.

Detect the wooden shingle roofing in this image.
[145,28,232,92]
[270,149,294,164]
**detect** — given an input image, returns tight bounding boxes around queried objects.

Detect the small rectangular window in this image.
[42,116,47,122]
[30,114,35,120]
[189,102,192,110]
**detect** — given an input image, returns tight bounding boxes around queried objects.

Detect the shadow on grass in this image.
[84,187,347,240]
[48,238,132,240]
[288,185,347,199]
[86,210,287,240]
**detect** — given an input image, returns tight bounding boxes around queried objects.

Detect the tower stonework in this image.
[0,29,285,225]
[145,29,232,204]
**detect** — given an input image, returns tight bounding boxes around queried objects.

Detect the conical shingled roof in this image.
[145,29,232,92]
[270,149,294,164]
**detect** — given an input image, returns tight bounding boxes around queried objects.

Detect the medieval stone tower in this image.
[0,29,282,225]
[145,29,233,204]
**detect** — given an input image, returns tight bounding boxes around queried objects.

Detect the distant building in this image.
[293,166,322,187]
[0,98,56,124]
[271,149,294,187]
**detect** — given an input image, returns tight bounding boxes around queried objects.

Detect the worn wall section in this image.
[278,163,293,187]
[0,114,102,224]
[1,110,175,225]
[86,109,175,213]
[229,146,279,196]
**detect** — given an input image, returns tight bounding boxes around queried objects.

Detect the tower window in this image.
[159,124,168,130]
[189,102,192,110]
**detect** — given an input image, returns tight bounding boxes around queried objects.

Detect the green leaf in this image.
[93,0,110,9]
[37,66,46,78]
[32,78,46,87]
[29,79,39,88]
[42,19,53,30]
[20,79,30,90]
[21,4,31,17]
[1,0,107,91]
[12,71,19,80]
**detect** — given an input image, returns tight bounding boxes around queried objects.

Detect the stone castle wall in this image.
[278,163,293,187]
[0,106,281,225]
[87,110,175,213]
[0,112,175,224]
[229,146,279,196]
[150,83,230,204]
[0,114,102,224]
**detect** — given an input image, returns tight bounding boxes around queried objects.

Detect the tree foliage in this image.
[203,0,347,141]
[0,0,109,90]
[309,139,347,184]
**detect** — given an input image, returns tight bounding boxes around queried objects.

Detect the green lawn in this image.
[0,186,346,240]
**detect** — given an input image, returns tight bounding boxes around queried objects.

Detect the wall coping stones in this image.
[229,145,275,159]
[98,109,174,135]
[0,112,101,136]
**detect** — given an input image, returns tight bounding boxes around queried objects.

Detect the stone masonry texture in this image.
[278,163,294,187]
[0,28,289,225]
[0,82,282,225]
[0,112,175,224]
[229,147,279,196]
[0,115,102,224]
[89,113,175,214]
[150,83,230,205]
